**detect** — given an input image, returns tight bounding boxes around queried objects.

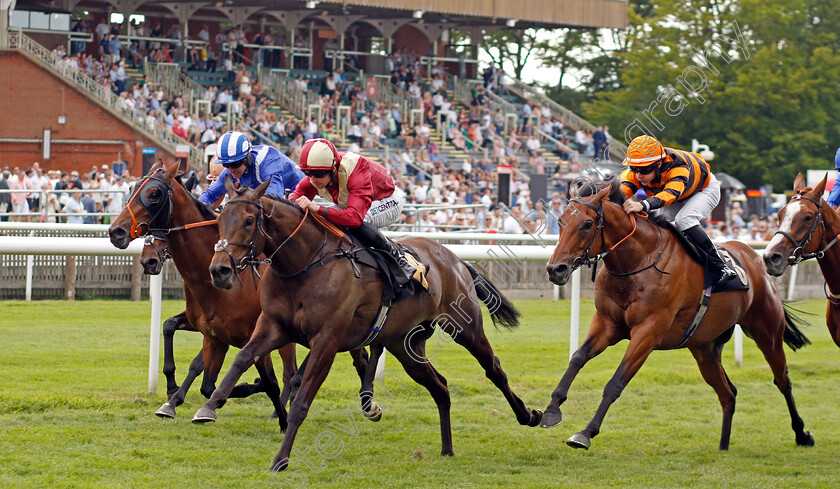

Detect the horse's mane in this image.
[179,180,220,221]
[571,176,626,206]
[572,176,672,227]
[262,193,303,212]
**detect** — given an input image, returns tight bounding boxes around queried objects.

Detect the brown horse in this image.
[764,173,840,347]
[542,179,813,450]
[111,162,378,422]
[196,178,543,471]
[139,232,269,418]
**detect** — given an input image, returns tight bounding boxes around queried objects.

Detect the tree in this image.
[478,28,541,79]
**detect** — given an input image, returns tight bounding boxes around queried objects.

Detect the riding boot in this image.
[682,225,737,287]
[354,222,417,285]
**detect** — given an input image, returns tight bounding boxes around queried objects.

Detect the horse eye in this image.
[148,189,161,200]
[803,215,813,222]
[245,216,255,226]
[580,220,593,232]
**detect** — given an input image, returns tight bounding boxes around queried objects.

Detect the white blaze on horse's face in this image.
[766,201,803,251]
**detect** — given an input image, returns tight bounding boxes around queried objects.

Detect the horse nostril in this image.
[766,253,783,266]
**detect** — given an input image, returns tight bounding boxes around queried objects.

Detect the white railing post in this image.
[148,273,163,393]
[569,268,581,360]
[787,264,799,300]
[25,230,35,301]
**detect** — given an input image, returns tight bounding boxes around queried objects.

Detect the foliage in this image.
[575,0,840,189]
[1,299,840,488]
[478,28,542,79]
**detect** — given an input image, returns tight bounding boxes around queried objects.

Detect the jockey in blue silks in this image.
[199,131,303,206]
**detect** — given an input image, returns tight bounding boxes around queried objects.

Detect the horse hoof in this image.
[155,402,176,419]
[566,433,591,450]
[540,407,562,428]
[529,409,544,427]
[192,406,217,423]
[363,402,382,422]
[797,431,815,447]
[270,458,289,473]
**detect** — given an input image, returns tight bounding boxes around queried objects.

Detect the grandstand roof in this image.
[12,0,627,30]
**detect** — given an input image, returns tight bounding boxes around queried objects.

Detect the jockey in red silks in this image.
[290,138,417,284]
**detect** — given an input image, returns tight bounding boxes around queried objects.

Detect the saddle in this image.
[656,219,749,293]
[344,233,432,307]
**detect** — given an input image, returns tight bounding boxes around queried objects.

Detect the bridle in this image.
[143,233,171,265]
[773,193,840,264]
[213,197,324,281]
[125,168,173,239]
[565,196,666,279]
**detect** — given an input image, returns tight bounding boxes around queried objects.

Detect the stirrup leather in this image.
[403,253,429,289]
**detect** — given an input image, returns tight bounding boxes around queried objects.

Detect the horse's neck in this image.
[166,185,219,285]
[818,205,840,293]
[600,204,665,274]
[262,200,336,276]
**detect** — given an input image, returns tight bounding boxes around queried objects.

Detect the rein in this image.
[568,198,665,278]
[214,199,353,283]
[773,194,840,264]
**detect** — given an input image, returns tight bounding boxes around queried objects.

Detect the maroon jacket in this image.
[290,151,395,228]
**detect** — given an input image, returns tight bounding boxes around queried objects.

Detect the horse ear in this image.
[164,160,179,179]
[595,183,612,202]
[149,159,163,173]
[223,173,236,195]
[793,173,806,192]
[254,179,271,198]
[812,173,828,199]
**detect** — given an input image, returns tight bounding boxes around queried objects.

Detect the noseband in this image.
[773,194,839,264]
[143,234,171,265]
[567,197,606,270]
[125,168,173,239]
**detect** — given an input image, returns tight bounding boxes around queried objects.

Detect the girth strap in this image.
[670,287,712,349]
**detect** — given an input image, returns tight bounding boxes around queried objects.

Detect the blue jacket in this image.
[199,145,304,205]
[827,147,840,207]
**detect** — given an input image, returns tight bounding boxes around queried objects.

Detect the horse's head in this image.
[209,177,271,289]
[108,160,178,249]
[763,173,828,276]
[140,234,170,275]
[546,180,617,285]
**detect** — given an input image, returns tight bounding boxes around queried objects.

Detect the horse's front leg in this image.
[155,350,203,419]
[541,314,622,428]
[193,314,288,423]
[253,353,288,431]
[161,311,195,397]
[566,326,658,450]
[271,337,340,472]
[827,301,840,348]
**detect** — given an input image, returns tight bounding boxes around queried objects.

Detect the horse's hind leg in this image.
[386,336,454,456]
[451,320,542,427]
[689,341,737,450]
[743,316,814,446]
[542,314,622,429]
[199,338,230,399]
[358,344,384,421]
[277,344,297,408]
[567,333,656,450]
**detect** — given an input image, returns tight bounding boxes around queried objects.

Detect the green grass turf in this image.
[0,299,838,488]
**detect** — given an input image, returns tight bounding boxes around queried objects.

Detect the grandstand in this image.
[0,0,628,231]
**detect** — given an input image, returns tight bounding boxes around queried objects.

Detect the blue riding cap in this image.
[216,131,252,165]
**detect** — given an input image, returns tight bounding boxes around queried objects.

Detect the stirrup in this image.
[716,266,737,286]
[402,253,429,289]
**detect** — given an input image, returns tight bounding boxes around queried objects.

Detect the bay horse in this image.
[542,179,813,450]
[197,178,543,472]
[764,173,840,347]
[139,232,268,418]
[111,161,379,421]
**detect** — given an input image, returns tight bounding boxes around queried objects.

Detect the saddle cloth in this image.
[344,233,432,307]
[659,220,750,293]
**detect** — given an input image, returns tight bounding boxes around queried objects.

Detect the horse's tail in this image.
[782,302,812,351]
[463,261,521,330]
